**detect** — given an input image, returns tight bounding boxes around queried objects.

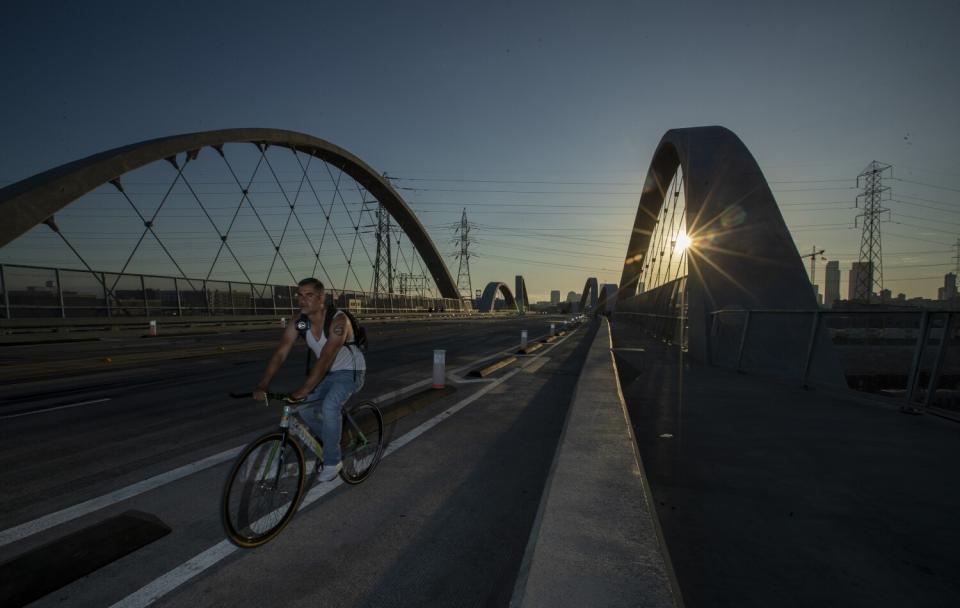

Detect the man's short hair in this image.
[297,278,324,292]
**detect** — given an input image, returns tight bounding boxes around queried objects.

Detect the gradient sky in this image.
[1,0,958,302]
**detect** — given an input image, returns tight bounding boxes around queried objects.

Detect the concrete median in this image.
[511,318,681,608]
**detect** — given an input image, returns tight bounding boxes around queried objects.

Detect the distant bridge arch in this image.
[596,283,618,314]
[515,275,529,313]
[0,128,459,299]
[478,282,518,313]
[578,277,599,312]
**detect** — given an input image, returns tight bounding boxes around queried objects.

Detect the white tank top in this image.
[305,311,367,372]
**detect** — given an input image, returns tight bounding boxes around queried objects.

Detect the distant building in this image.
[550,290,560,305]
[880,289,892,303]
[848,261,874,301]
[566,291,579,303]
[813,284,822,306]
[824,261,840,308]
[938,273,957,301]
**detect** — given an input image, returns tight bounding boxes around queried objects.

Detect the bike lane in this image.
[142,321,598,608]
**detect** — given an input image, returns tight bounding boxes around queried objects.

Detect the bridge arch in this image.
[514,275,529,313]
[617,125,820,362]
[596,283,618,314]
[0,128,459,299]
[578,277,598,312]
[478,281,518,313]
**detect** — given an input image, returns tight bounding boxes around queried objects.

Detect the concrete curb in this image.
[510,318,681,608]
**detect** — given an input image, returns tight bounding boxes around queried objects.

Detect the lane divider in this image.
[468,356,518,378]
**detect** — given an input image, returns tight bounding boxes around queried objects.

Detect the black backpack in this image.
[295,305,367,352]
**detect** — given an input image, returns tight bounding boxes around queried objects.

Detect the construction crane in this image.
[800,246,826,286]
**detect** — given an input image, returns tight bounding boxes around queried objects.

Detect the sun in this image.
[675,232,692,252]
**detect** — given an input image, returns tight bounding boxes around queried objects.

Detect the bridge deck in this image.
[611,317,960,607]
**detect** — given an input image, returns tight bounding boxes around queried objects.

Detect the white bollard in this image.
[550,323,555,336]
[521,329,528,350]
[432,349,446,389]
[280,317,287,328]
[148,320,157,336]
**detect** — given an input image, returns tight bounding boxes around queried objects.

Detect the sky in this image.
[1,0,959,302]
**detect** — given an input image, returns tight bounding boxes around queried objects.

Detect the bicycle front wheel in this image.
[221,432,306,548]
[340,400,384,484]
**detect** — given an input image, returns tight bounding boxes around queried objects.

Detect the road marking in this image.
[0,445,244,549]
[109,365,527,608]
[0,328,579,550]
[0,398,112,420]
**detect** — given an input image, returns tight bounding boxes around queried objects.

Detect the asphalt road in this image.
[0,315,596,607]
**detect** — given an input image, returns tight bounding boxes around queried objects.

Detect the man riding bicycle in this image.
[253,278,366,482]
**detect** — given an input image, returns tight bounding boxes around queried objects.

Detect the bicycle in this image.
[221,392,385,548]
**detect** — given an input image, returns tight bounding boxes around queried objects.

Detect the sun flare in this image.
[675,232,692,252]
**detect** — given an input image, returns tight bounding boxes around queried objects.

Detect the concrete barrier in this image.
[511,318,681,608]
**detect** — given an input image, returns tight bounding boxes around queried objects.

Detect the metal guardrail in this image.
[709,308,959,418]
[612,307,960,420]
[0,263,466,320]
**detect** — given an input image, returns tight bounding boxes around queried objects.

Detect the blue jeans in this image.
[297,370,365,465]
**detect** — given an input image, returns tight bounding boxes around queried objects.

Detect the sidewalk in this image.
[610,317,960,607]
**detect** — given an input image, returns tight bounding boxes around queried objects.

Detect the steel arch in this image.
[514,275,529,312]
[0,128,459,299]
[596,283,618,314]
[478,281,518,313]
[578,277,598,312]
[617,126,819,361]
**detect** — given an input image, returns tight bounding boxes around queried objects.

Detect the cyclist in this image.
[253,278,366,482]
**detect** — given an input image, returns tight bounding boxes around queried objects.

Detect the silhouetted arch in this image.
[596,283,618,314]
[617,126,826,366]
[0,128,459,299]
[515,275,529,312]
[578,277,599,312]
[478,282,518,313]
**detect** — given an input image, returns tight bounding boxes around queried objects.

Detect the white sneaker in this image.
[318,461,342,482]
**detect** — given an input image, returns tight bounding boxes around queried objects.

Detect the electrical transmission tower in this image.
[853,161,892,302]
[372,202,394,295]
[954,238,960,273]
[453,208,476,302]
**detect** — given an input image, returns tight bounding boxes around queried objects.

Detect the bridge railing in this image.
[711,308,960,419]
[613,308,960,420]
[0,263,467,320]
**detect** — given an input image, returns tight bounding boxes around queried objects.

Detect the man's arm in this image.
[253,321,299,400]
[290,313,348,400]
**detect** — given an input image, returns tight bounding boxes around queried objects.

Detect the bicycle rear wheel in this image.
[340,400,384,484]
[221,432,306,548]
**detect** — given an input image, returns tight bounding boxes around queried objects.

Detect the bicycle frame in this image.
[260,398,373,473]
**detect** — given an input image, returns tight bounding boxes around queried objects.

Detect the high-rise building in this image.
[566,291,579,303]
[550,290,561,305]
[938,273,957,301]
[824,261,840,308]
[848,262,873,302]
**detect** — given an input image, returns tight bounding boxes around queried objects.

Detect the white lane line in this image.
[0,398,112,420]
[109,366,524,608]
[0,446,242,549]
[0,375,436,548]
[0,330,578,550]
